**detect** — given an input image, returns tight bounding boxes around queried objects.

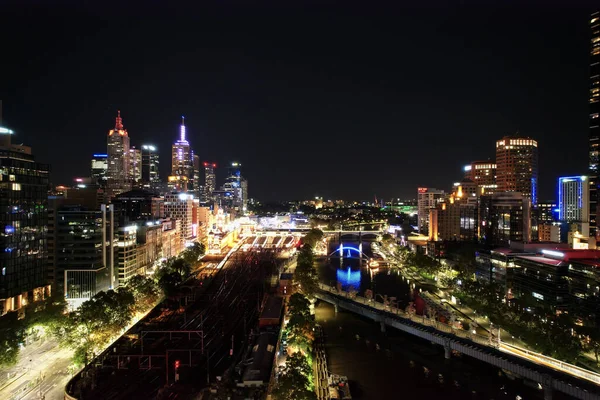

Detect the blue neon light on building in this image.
[558,175,588,222]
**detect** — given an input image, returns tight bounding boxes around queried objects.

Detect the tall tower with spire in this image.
[170,116,193,192]
[107,110,131,197]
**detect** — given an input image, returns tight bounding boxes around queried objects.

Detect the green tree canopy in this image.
[302,229,324,249]
[0,312,26,367]
[294,245,318,297]
[273,352,316,400]
[126,275,161,312]
[181,242,205,265]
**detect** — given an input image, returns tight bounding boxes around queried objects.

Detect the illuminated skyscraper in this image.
[170,117,192,191]
[203,162,216,201]
[128,146,142,184]
[495,135,538,205]
[589,11,600,237]
[0,127,50,314]
[192,152,201,195]
[107,111,131,197]
[463,161,497,195]
[417,187,444,234]
[91,153,108,188]
[558,176,589,229]
[141,144,160,189]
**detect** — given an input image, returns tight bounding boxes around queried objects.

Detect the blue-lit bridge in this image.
[314,283,600,400]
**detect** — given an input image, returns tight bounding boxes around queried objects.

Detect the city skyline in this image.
[1,3,597,202]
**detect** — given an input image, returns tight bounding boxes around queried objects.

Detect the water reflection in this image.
[336,267,361,291]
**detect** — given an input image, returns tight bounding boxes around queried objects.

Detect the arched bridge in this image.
[315,284,600,400]
[327,244,370,260]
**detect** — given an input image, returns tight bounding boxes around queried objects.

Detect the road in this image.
[0,339,73,400]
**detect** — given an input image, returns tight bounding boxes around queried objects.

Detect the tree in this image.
[0,311,26,367]
[273,352,316,400]
[381,233,395,246]
[154,257,192,296]
[302,229,324,249]
[288,293,311,318]
[54,289,136,366]
[294,245,318,297]
[126,275,161,312]
[157,271,184,297]
[23,294,68,336]
[580,325,600,365]
[286,294,315,354]
[181,242,205,265]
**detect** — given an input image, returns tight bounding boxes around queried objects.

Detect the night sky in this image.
[1,1,597,201]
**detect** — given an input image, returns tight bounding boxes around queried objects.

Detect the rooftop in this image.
[259,296,283,320]
[515,255,565,267]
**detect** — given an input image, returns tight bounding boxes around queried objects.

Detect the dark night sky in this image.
[1,1,597,201]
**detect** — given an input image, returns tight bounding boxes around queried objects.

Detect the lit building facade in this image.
[91,153,108,188]
[463,161,497,194]
[116,225,139,286]
[203,162,216,202]
[0,129,50,315]
[164,192,194,243]
[537,201,558,224]
[589,11,600,238]
[107,111,131,197]
[496,136,538,205]
[128,146,142,184]
[192,152,201,195]
[417,187,444,234]
[171,117,193,192]
[479,192,531,246]
[217,162,248,213]
[47,201,113,308]
[141,144,160,189]
[558,176,589,227]
[538,224,560,243]
[112,189,164,222]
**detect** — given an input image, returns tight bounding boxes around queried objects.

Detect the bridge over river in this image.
[315,283,600,400]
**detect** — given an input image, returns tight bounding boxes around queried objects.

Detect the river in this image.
[314,241,570,400]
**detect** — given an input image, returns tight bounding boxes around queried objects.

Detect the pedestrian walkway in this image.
[313,325,329,400]
[382,247,600,373]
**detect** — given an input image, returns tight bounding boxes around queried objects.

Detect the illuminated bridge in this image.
[327,244,370,260]
[314,283,600,400]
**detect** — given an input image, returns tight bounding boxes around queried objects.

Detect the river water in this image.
[315,241,568,400]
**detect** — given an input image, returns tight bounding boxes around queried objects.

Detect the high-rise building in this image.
[164,192,194,243]
[417,187,444,234]
[47,200,113,308]
[589,12,600,238]
[112,189,164,222]
[141,144,160,189]
[91,153,108,188]
[0,128,50,315]
[128,146,142,184]
[463,161,497,195]
[429,194,477,242]
[203,162,216,202]
[192,152,201,195]
[558,176,590,226]
[479,192,531,246]
[537,201,558,224]
[107,111,131,197]
[170,117,193,192]
[496,135,538,205]
[217,162,248,213]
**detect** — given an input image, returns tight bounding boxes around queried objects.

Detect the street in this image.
[0,339,73,400]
